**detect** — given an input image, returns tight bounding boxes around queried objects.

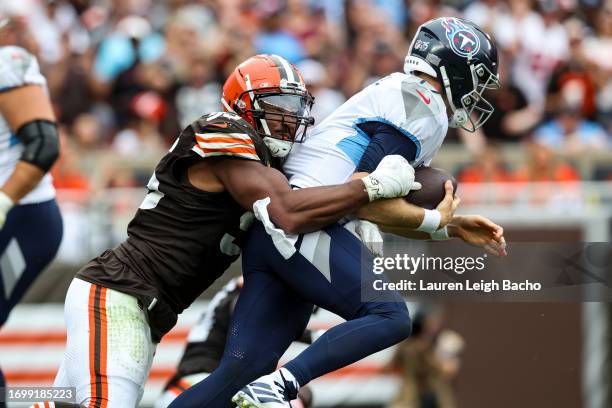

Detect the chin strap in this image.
[448,108,468,128]
[439,66,468,129]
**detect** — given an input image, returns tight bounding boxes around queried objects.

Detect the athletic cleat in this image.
[232,370,298,408]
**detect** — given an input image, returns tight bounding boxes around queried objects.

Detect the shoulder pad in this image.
[399,75,445,119]
[0,46,44,91]
[198,111,253,133]
[190,112,266,163]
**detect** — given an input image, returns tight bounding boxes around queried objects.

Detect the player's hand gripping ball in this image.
[405,166,458,209]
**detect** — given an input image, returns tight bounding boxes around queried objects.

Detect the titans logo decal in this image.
[441,18,481,58]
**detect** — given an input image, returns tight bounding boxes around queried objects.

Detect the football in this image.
[405,166,458,209]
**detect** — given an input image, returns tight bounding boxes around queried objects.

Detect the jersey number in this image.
[139,172,164,210]
[219,212,255,256]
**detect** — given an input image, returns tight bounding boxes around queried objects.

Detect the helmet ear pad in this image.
[443,63,474,110]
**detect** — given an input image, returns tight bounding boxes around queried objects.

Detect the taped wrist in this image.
[16,119,59,172]
[361,174,383,201]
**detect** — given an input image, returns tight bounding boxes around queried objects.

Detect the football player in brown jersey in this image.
[45,55,422,408]
[154,277,317,408]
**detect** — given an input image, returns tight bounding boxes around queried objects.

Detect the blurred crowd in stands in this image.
[1,0,611,193]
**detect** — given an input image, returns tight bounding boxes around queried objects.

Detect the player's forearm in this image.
[379,224,432,240]
[379,215,461,241]
[269,180,369,233]
[355,198,425,230]
[1,161,46,202]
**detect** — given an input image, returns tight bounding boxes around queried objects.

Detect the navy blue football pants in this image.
[0,199,63,404]
[169,221,411,408]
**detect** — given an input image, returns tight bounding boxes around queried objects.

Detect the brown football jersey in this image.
[77,112,270,340]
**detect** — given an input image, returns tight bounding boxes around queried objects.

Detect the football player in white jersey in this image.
[0,16,62,401]
[168,18,507,408]
[282,16,508,247]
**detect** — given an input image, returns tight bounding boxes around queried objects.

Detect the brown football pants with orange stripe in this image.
[51,278,156,407]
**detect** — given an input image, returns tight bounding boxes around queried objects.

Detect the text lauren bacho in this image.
[373,279,542,292]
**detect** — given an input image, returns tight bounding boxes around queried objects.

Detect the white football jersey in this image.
[0,46,55,204]
[284,73,449,188]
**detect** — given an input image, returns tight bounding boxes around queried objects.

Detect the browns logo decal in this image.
[441,18,480,58]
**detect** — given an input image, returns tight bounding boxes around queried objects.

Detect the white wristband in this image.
[0,191,14,213]
[431,226,451,240]
[416,209,441,233]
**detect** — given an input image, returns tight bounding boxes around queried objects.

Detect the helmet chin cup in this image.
[449,108,468,129]
[264,137,292,158]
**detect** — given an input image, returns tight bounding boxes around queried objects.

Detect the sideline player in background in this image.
[170,18,506,408]
[155,277,317,408]
[47,55,418,408]
[0,16,62,403]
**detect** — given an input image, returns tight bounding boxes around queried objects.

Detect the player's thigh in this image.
[59,278,155,407]
[244,222,401,321]
[81,376,144,408]
[53,359,70,388]
[225,265,313,366]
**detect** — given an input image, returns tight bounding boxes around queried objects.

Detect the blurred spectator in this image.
[367,40,404,84]
[0,12,39,56]
[164,4,219,80]
[341,0,405,96]
[175,52,222,129]
[534,101,609,155]
[581,1,612,133]
[514,141,584,208]
[546,18,598,120]
[255,0,305,63]
[457,145,515,205]
[106,167,139,189]
[94,15,167,127]
[111,91,167,157]
[506,0,569,107]
[52,128,90,193]
[297,59,345,123]
[93,15,164,85]
[458,145,514,184]
[285,0,341,60]
[463,0,510,38]
[386,306,464,408]
[72,113,104,150]
[514,141,580,183]
[50,43,96,126]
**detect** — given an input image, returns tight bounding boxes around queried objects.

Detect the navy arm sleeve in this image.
[356,121,418,173]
